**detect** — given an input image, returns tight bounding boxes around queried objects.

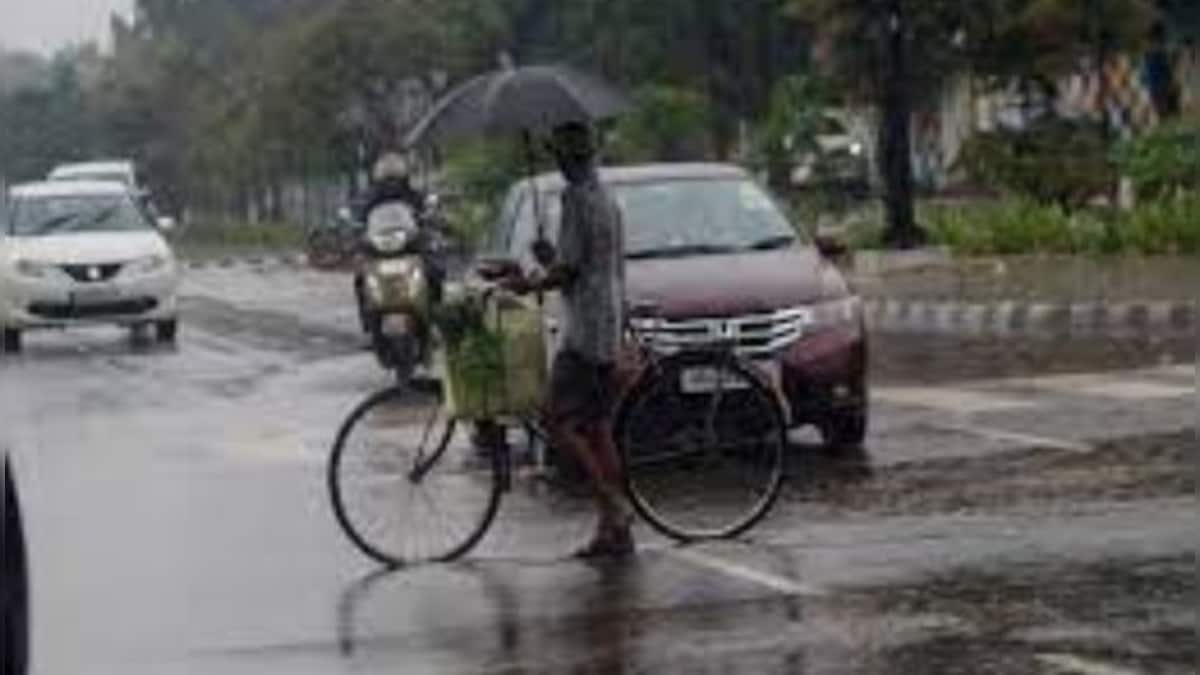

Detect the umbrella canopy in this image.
[405,64,629,148]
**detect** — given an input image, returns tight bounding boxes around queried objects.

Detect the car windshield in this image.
[511,177,803,259]
[7,193,152,236]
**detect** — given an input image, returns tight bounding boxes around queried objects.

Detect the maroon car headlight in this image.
[807,296,862,332]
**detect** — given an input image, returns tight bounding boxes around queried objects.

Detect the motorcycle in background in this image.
[354,197,446,382]
[307,207,362,270]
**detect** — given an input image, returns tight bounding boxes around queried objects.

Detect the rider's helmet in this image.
[372,152,410,183]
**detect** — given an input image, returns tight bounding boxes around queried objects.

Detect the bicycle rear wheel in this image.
[615,351,786,541]
[327,384,502,566]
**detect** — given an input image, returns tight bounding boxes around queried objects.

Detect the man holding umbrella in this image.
[406,64,635,557]
[502,122,633,557]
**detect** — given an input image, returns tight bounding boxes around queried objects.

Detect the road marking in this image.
[1147,363,1197,381]
[873,387,1034,414]
[1036,653,1144,675]
[662,546,826,597]
[1025,375,1193,401]
[925,420,1093,453]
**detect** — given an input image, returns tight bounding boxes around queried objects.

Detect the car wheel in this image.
[2,328,22,354]
[156,319,179,344]
[821,406,868,451]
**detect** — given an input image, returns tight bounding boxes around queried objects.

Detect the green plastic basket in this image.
[441,293,547,420]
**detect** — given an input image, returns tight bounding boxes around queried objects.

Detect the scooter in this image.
[355,198,444,382]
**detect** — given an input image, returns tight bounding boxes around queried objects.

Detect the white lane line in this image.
[925,420,1093,453]
[661,546,826,597]
[872,387,1034,414]
[1025,375,1193,401]
[1036,653,1144,675]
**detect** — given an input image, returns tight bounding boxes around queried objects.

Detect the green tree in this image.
[790,0,984,247]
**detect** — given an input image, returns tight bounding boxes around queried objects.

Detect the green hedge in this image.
[849,195,1200,256]
[1113,114,1200,201]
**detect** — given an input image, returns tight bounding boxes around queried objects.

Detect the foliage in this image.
[434,289,505,415]
[955,117,1115,209]
[751,74,830,191]
[789,0,989,101]
[919,195,1200,255]
[173,219,307,253]
[1113,114,1200,200]
[439,138,547,247]
[968,0,1156,91]
[1119,191,1200,254]
[609,85,713,163]
[0,51,100,182]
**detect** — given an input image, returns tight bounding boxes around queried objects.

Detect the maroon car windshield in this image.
[510,178,803,258]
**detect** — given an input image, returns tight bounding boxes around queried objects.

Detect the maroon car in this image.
[487,163,868,449]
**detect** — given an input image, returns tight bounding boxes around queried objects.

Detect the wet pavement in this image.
[1,265,1195,674]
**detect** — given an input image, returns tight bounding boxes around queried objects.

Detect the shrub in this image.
[1113,114,1200,201]
[608,85,712,163]
[1121,192,1200,255]
[914,195,1199,256]
[956,117,1115,209]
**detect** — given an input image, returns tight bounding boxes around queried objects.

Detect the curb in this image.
[863,299,1197,337]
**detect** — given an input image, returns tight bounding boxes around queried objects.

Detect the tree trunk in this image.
[879,0,926,249]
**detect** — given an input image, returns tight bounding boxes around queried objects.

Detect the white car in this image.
[47,160,139,190]
[0,181,181,353]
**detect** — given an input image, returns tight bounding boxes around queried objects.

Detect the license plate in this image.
[681,361,779,394]
[70,285,121,305]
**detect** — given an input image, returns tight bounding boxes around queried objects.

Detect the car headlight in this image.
[14,259,58,279]
[369,228,413,254]
[809,296,862,329]
[128,254,170,275]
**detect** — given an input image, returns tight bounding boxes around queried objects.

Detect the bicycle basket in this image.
[439,289,547,419]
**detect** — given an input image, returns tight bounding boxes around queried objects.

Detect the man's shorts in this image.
[547,349,617,424]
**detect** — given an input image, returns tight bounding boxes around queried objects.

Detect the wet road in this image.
[2,265,1195,674]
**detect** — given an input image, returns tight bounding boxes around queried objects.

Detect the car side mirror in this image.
[156,216,177,232]
[815,234,849,260]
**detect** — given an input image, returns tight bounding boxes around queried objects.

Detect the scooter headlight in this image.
[369,228,413,254]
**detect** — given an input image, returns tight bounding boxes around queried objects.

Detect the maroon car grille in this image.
[633,307,812,357]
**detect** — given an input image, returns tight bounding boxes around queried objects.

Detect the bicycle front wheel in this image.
[327,384,502,566]
[616,351,786,542]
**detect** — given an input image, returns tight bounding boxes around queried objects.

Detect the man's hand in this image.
[532,239,557,268]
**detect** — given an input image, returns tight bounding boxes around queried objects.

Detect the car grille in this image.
[633,307,812,358]
[29,298,157,320]
[61,263,123,283]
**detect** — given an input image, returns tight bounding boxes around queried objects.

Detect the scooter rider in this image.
[359,152,426,221]
[359,152,446,304]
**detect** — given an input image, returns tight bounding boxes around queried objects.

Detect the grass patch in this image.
[172,219,307,258]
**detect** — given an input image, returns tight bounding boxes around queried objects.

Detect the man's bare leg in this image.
[549,416,630,546]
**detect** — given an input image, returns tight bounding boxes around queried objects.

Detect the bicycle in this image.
[327,291,788,567]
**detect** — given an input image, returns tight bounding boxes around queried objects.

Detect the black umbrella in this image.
[405,64,629,148]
